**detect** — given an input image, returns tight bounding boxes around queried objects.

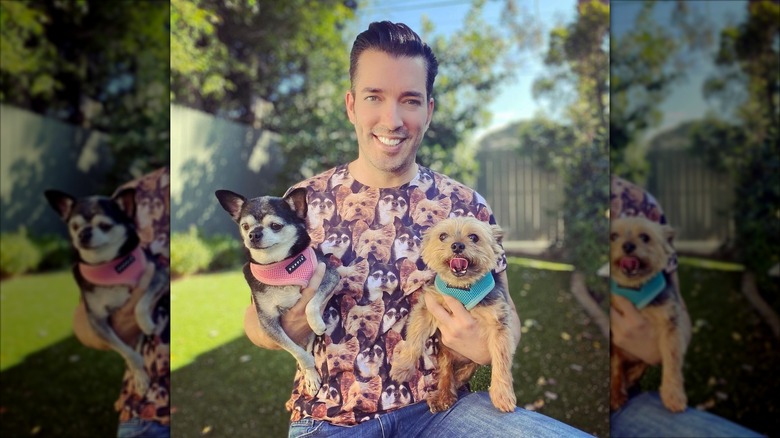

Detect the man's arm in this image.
[244,262,327,349]
[72,288,145,350]
[424,270,521,365]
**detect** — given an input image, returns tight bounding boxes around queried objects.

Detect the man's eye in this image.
[404,99,422,106]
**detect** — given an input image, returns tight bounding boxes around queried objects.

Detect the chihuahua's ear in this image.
[44,190,76,220]
[284,187,308,220]
[112,188,137,220]
[215,190,246,223]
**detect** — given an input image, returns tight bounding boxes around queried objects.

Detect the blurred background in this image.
[611,1,778,435]
[1,1,169,436]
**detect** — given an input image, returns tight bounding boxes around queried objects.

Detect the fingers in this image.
[424,292,453,325]
[302,262,327,297]
[610,294,639,318]
[440,294,473,320]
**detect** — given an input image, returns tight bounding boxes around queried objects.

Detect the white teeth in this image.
[377,136,402,146]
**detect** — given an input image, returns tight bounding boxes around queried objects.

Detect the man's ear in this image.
[345,90,357,124]
[425,97,434,129]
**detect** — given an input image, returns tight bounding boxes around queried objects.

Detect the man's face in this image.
[346,49,434,180]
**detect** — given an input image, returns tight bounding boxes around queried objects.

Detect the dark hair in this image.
[349,21,439,99]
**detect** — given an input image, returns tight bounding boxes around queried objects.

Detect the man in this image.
[245,22,589,437]
[73,168,170,438]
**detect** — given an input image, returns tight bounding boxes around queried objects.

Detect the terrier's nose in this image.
[451,242,465,253]
[622,242,636,254]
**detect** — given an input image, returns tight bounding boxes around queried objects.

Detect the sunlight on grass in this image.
[170,271,249,371]
[0,271,79,370]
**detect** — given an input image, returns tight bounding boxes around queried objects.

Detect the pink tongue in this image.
[450,257,469,272]
[620,257,640,271]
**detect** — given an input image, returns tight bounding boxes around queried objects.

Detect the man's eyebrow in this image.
[359,87,425,99]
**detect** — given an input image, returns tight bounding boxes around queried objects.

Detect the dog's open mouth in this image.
[449,257,469,277]
[619,256,644,277]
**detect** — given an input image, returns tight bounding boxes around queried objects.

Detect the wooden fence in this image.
[476,148,565,245]
[647,149,735,244]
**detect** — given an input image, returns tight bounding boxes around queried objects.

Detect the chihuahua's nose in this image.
[622,242,636,254]
[78,228,92,244]
[451,242,465,254]
[249,229,263,242]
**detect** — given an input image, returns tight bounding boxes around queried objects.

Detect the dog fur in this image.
[609,216,691,412]
[390,217,519,412]
[215,187,340,395]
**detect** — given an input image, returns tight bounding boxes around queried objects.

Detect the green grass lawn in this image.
[169,263,611,437]
[0,271,128,437]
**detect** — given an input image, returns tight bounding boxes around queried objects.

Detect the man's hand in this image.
[244,262,328,349]
[72,284,147,350]
[610,294,662,365]
[424,272,521,365]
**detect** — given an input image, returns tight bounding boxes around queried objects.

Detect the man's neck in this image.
[348,161,418,188]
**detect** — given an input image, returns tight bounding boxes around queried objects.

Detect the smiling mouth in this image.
[375,135,405,147]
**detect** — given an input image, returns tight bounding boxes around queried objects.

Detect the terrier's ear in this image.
[661,224,676,255]
[491,224,505,255]
[215,190,246,223]
[284,187,308,220]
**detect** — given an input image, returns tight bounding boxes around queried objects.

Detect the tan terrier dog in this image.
[391,217,519,413]
[610,217,691,412]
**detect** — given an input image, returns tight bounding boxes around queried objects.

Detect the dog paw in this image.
[136,311,157,335]
[489,386,517,413]
[133,370,150,395]
[661,385,687,413]
[389,360,416,383]
[302,368,322,396]
[308,318,327,336]
[427,390,456,413]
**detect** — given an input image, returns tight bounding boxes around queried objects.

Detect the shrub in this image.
[0,228,43,278]
[170,226,212,278]
[30,234,73,271]
[202,234,245,271]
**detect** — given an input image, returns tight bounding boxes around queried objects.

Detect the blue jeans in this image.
[288,391,590,437]
[117,418,170,438]
[610,392,765,437]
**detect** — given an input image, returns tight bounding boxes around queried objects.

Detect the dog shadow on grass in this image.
[171,336,298,437]
[0,336,126,437]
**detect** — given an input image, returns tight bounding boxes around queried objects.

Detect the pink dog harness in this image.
[249,246,317,287]
[79,246,147,286]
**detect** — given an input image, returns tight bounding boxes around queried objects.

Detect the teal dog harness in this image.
[610,271,666,309]
[434,273,495,310]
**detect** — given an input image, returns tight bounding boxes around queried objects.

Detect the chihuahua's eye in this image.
[468,234,479,243]
[439,233,448,241]
[610,232,618,241]
[242,223,250,231]
[98,223,112,232]
[639,233,650,243]
[270,223,283,231]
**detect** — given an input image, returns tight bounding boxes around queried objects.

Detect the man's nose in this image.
[381,102,403,130]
